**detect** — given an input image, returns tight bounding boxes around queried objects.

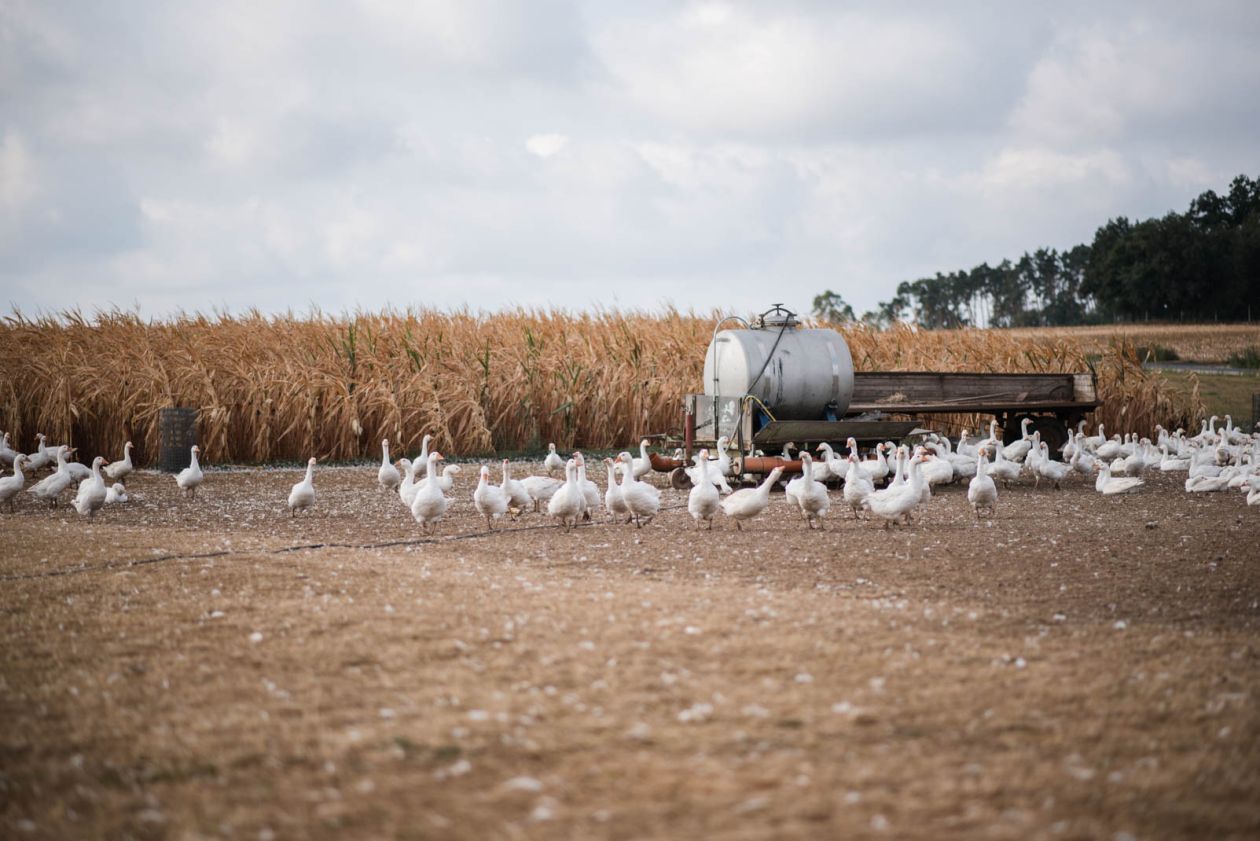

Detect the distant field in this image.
[1003,323,1260,364]
[1161,370,1260,429]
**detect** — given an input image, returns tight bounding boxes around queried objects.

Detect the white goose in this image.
[630,439,653,479]
[919,449,955,487]
[429,464,462,494]
[500,459,532,515]
[978,419,1001,452]
[104,441,135,482]
[473,464,509,529]
[1095,435,1123,461]
[885,446,907,489]
[1185,474,1230,493]
[719,467,784,530]
[411,434,434,481]
[410,452,449,534]
[24,434,54,472]
[986,444,1021,488]
[521,473,564,512]
[1034,442,1072,490]
[72,456,109,518]
[105,483,128,504]
[0,432,18,466]
[1159,444,1191,472]
[29,447,78,496]
[1062,420,1088,458]
[618,452,661,527]
[548,459,585,532]
[573,452,601,520]
[842,453,874,518]
[1001,417,1034,463]
[786,453,828,529]
[1094,462,1143,495]
[28,447,78,507]
[603,457,630,523]
[911,446,933,508]
[808,442,841,480]
[784,453,812,518]
[1070,435,1097,476]
[968,448,998,519]
[544,443,565,477]
[377,439,401,492]
[955,430,980,459]
[864,451,923,528]
[288,457,317,516]
[176,445,204,498]
[684,448,733,493]
[711,436,735,482]
[1187,448,1223,480]
[62,448,91,482]
[0,454,27,511]
[687,449,721,529]
[397,458,418,507]
[945,438,979,481]
[847,439,890,483]
[1086,423,1108,452]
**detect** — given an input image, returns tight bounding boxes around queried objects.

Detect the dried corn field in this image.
[0,311,1204,464]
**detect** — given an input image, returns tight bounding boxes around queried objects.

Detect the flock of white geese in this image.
[1,414,1257,531]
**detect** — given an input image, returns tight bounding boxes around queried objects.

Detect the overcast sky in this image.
[2,1,1258,319]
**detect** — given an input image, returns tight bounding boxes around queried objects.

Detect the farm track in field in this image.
[2,464,1259,840]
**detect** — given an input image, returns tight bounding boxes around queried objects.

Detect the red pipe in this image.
[683,402,695,463]
[737,456,804,476]
[649,452,684,472]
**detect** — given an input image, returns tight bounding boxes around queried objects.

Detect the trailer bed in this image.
[847,371,1099,415]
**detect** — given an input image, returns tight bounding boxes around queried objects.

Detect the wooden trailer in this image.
[661,370,1100,487]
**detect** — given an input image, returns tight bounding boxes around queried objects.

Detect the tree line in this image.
[814,174,1260,328]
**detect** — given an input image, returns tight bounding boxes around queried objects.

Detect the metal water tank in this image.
[702,315,854,420]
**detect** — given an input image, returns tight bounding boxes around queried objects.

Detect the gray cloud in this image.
[2,0,1258,319]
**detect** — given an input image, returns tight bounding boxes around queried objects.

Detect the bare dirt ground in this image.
[2,463,1258,840]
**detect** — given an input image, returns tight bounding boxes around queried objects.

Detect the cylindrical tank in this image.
[702,326,854,419]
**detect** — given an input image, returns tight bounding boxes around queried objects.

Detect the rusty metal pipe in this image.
[734,455,803,476]
[649,452,684,472]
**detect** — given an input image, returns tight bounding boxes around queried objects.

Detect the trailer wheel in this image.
[1032,416,1069,459]
[669,467,693,490]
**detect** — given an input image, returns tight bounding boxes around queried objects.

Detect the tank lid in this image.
[753,303,799,330]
